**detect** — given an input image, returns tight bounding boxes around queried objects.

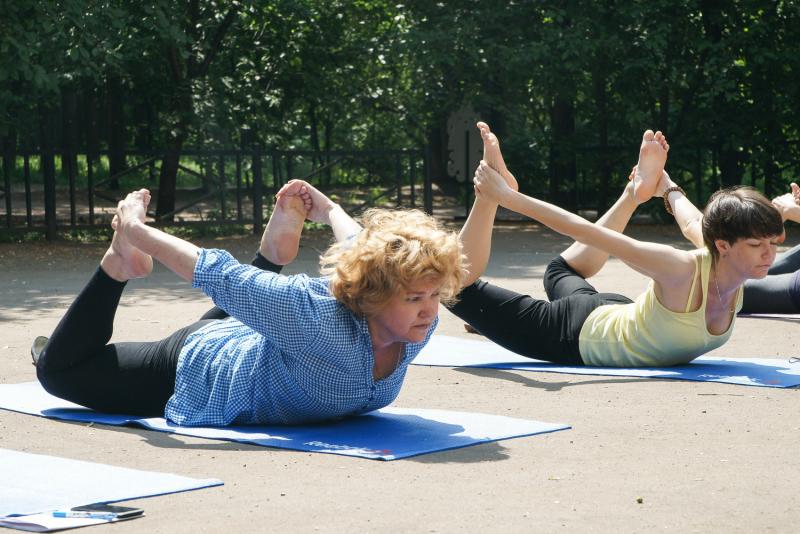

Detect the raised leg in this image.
[559,182,640,278]
[259,181,311,265]
[477,121,518,191]
[101,189,154,282]
[460,123,526,286]
[632,130,669,203]
[561,131,668,278]
[37,267,127,374]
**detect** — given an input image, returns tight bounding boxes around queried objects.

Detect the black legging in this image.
[741,243,800,314]
[36,252,281,416]
[447,256,633,365]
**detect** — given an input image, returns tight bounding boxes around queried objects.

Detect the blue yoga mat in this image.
[738,313,800,320]
[413,335,800,388]
[0,448,221,518]
[0,382,569,461]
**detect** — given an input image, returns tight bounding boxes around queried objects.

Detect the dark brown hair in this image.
[702,186,783,263]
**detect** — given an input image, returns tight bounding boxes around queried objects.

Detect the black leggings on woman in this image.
[447,256,633,365]
[741,243,800,314]
[36,253,281,416]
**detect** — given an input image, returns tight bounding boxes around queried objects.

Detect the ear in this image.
[714,239,732,257]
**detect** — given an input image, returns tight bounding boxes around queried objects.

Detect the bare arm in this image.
[658,171,705,249]
[122,219,199,282]
[475,162,695,285]
[326,204,363,243]
[772,182,800,224]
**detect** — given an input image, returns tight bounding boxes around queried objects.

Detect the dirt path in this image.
[1,224,798,533]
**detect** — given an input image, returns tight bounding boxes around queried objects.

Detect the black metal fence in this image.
[0,147,432,240]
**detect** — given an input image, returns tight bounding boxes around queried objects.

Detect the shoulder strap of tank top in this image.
[683,253,703,313]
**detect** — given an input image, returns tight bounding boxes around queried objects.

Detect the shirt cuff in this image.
[192,248,236,289]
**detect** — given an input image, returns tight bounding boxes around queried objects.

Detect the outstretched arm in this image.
[474,162,695,286]
[121,219,200,282]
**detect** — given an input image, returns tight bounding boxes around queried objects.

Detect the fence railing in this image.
[0,147,432,239]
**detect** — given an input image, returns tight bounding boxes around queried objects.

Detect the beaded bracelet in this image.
[663,186,686,215]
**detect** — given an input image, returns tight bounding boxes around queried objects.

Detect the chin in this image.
[405,331,428,343]
[751,267,771,279]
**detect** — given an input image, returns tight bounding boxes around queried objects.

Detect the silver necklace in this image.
[713,269,735,313]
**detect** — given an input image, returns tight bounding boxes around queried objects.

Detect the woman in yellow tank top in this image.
[446,123,784,367]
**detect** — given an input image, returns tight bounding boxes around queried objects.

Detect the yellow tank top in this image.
[578,249,743,367]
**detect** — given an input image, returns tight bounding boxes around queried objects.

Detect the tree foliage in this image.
[1,0,799,212]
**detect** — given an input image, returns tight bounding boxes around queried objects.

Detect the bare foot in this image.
[261,189,309,265]
[101,189,153,282]
[477,122,518,191]
[632,130,669,203]
[626,166,673,202]
[275,180,312,213]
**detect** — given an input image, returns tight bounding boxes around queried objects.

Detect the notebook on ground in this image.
[0,382,569,461]
[413,335,800,388]
[0,447,221,519]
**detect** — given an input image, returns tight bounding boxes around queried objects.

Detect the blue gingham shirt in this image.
[164,249,438,426]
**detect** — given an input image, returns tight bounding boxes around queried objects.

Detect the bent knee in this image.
[36,362,66,397]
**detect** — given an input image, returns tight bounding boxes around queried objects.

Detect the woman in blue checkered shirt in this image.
[35,181,465,426]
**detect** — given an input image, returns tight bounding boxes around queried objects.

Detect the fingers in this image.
[276,179,304,198]
[472,160,508,202]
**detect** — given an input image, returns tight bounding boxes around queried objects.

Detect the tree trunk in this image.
[426,121,450,190]
[323,118,333,186]
[717,142,744,187]
[307,101,322,169]
[699,0,743,187]
[2,129,17,228]
[156,79,192,219]
[156,134,187,220]
[84,85,100,158]
[155,7,238,219]
[39,106,58,240]
[593,51,611,214]
[60,87,79,180]
[106,74,126,189]
[549,94,577,209]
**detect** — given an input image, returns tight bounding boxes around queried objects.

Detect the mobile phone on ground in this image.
[72,504,144,520]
